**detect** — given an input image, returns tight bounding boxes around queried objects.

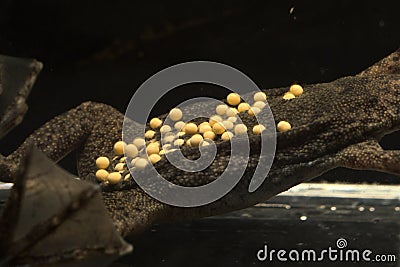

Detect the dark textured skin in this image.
[1,49,399,237]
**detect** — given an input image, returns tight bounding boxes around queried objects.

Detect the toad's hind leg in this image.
[336,139,400,176]
[0,101,123,182]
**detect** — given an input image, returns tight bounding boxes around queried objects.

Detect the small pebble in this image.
[169,108,183,121]
[95,169,109,182]
[113,141,126,155]
[227,93,241,106]
[96,157,110,169]
[289,84,303,96]
[107,172,122,184]
[277,121,292,132]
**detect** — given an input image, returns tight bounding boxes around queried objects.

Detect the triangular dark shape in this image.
[0,147,132,266]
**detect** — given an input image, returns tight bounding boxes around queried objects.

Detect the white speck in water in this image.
[285,205,291,210]
[319,205,326,209]
[369,207,375,212]
[330,206,337,211]
[300,215,307,221]
[358,206,365,212]
[395,207,400,212]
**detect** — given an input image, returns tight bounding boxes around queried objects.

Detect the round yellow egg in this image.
[212,122,226,134]
[113,141,126,155]
[107,172,122,184]
[95,169,109,182]
[96,156,110,169]
[277,121,292,132]
[227,93,241,106]
[289,84,303,97]
[169,108,183,121]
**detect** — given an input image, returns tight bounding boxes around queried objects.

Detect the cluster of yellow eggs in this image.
[95,89,298,184]
[283,84,303,100]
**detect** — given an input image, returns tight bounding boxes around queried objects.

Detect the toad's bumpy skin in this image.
[1,49,400,237]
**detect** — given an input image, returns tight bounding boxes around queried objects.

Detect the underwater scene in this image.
[0,1,399,266]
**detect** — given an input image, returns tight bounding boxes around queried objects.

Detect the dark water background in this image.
[0,1,400,184]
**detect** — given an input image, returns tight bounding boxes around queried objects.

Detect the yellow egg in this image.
[135,158,149,169]
[238,103,250,112]
[133,138,146,148]
[253,101,266,109]
[227,93,241,106]
[160,125,172,133]
[254,92,267,102]
[216,104,229,115]
[248,107,261,116]
[184,123,198,134]
[107,172,122,184]
[212,122,226,134]
[96,156,110,169]
[186,139,192,147]
[203,131,216,140]
[199,124,212,133]
[174,139,184,147]
[95,169,109,182]
[209,115,223,126]
[289,84,303,96]
[150,118,163,129]
[125,144,138,158]
[114,163,125,171]
[146,143,160,155]
[190,134,203,147]
[227,117,237,123]
[283,92,296,100]
[277,121,292,132]
[222,120,234,130]
[226,107,238,117]
[234,124,248,135]
[169,108,183,121]
[113,141,126,155]
[221,131,234,141]
[174,121,186,131]
[149,154,161,164]
[253,124,266,135]
[163,134,175,144]
[145,130,156,139]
